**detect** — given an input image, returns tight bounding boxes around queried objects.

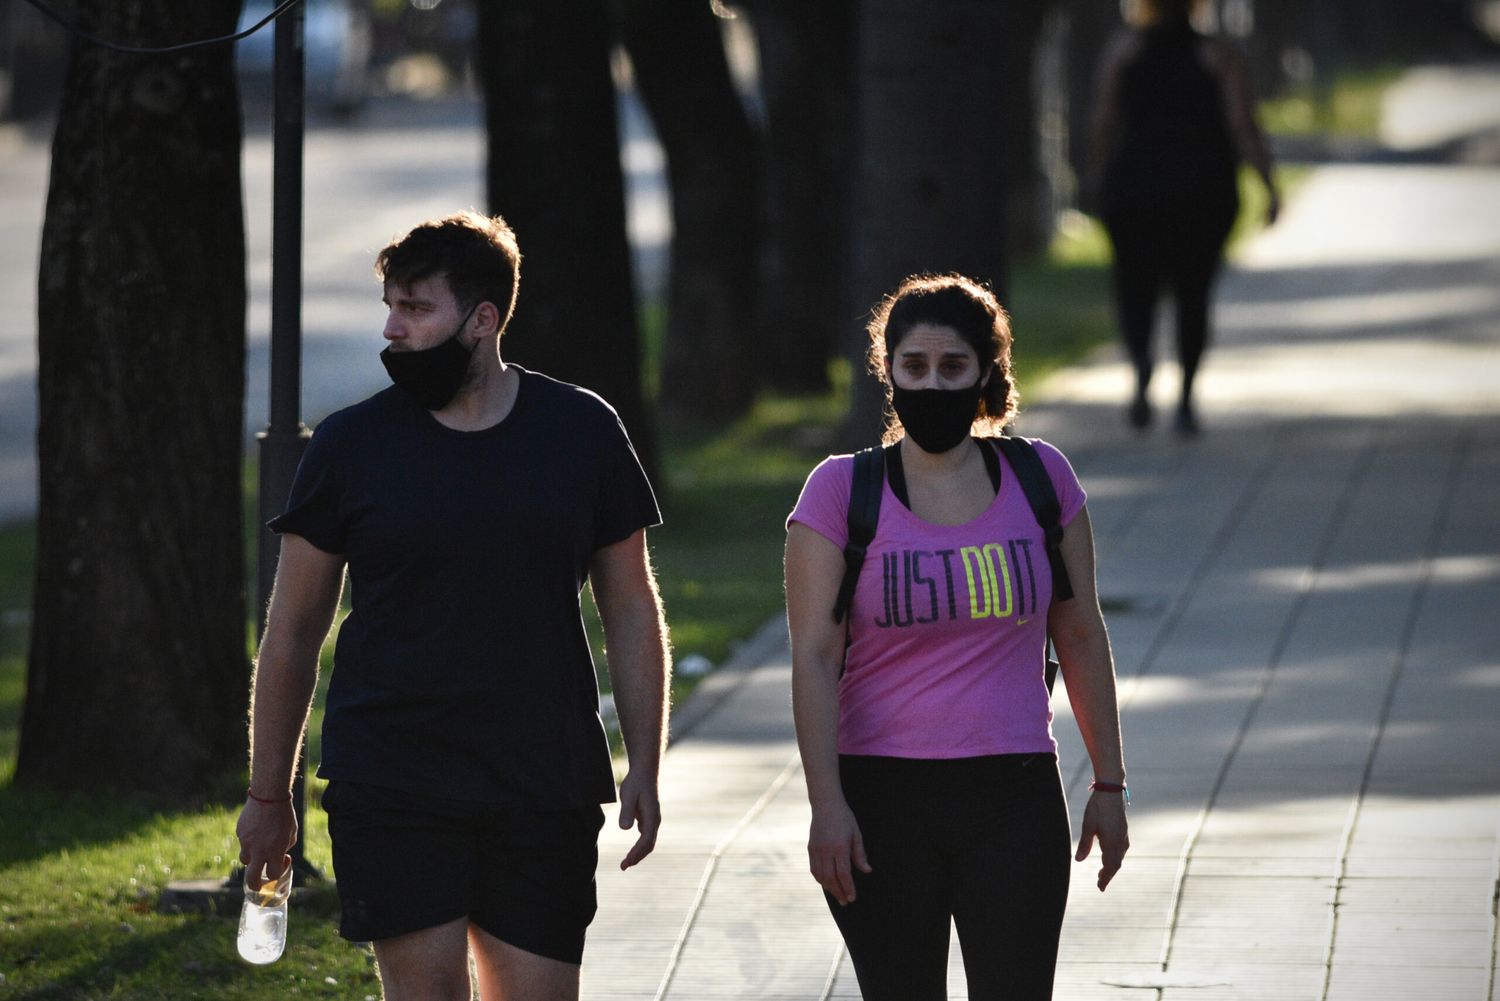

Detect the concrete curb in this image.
[667,613,789,744]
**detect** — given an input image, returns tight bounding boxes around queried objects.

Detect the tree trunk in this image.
[623,0,760,420]
[17,1,249,801]
[1234,0,1301,98]
[1381,0,1495,59]
[996,3,1057,261]
[748,0,856,395]
[476,1,656,476]
[845,0,1011,444]
[1064,0,1123,216]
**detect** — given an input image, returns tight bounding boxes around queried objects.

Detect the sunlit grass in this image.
[1259,63,1405,138]
[0,785,362,1000]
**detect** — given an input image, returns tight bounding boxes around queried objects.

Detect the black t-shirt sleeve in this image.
[267,420,348,554]
[593,411,662,549]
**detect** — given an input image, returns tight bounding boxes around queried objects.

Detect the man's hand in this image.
[808,800,871,906]
[616,770,660,871]
[1075,792,1129,891]
[236,797,298,888]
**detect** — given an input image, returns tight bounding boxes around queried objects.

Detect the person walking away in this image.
[785,273,1129,1000]
[1091,0,1278,435]
[235,211,670,1001]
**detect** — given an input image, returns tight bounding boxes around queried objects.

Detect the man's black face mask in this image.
[380,304,478,411]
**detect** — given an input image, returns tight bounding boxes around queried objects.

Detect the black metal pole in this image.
[258,0,319,881]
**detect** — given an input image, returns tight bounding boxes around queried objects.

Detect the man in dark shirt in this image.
[236,211,670,1000]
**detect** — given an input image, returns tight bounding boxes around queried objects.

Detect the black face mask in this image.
[890,373,987,454]
[379,305,478,411]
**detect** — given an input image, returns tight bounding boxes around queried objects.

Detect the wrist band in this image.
[1089,780,1130,805]
[246,787,291,804]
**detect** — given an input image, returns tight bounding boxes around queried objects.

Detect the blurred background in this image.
[1,0,1497,480]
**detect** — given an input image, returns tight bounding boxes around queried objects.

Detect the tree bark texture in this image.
[623,0,761,419]
[747,0,856,394]
[1234,0,1302,97]
[1064,0,1122,216]
[996,2,1057,260]
[845,0,1011,444]
[476,0,657,476]
[18,0,249,800]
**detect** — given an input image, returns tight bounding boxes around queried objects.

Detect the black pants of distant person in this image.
[829,753,1071,1001]
[1104,201,1237,407]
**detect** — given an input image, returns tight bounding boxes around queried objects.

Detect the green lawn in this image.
[1259,63,1405,139]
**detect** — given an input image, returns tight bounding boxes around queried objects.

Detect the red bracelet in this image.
[246,788,292,804]
[1089,780,1130,804]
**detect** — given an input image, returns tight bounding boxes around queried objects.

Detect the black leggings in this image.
[829,754,1071,1001]
[1104,204,1236,404]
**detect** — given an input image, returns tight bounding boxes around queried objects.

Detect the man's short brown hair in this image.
[375,211,522,336]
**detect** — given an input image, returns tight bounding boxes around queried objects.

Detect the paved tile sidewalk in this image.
[584,73,1500,1000]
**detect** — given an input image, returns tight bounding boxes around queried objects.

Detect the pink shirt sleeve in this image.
[786,454,855,549]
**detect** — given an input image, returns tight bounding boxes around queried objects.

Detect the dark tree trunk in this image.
[475,1,656,476]
[1064,0,1122,216]
[845,0,1011,444]
[747,0,856,395]
[1380,0,1496,59]
[1236,0,1302,98]
[996,2,1057,261]
[1334,0,1394,63]
[17,0,249,800]
[623,0,760,420]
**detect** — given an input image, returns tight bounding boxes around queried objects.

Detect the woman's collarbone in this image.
[905,472,994,525]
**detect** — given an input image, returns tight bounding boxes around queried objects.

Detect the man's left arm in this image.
[590,528,671,870]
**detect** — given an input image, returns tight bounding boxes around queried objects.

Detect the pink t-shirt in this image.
[787,439,1086,759]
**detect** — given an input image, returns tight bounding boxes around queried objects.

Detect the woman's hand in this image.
[808,800,871,906]
[1075,790,1129,891]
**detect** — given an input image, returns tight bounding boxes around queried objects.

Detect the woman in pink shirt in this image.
[785,273,1129,1000]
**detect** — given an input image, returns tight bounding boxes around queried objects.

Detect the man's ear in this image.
[474,301,501,337]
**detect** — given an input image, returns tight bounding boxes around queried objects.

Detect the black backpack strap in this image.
[978,437,1002,492]
[884,440,908,509]
[833,445,887,624]
[993,435,1074,695]
[993,436,1074,602]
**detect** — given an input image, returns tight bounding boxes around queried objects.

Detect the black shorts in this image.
[322,780,605,964]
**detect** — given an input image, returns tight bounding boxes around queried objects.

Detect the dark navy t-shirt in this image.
[269,366,661,806]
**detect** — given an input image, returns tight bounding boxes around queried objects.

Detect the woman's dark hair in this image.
[375,210,522,337]
[866,273,1019,444]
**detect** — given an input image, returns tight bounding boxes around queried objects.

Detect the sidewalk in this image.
[583,77,1500,999]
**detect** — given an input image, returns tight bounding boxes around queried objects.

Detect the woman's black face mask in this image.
[890,370,988,454]
[379,304,478,411]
